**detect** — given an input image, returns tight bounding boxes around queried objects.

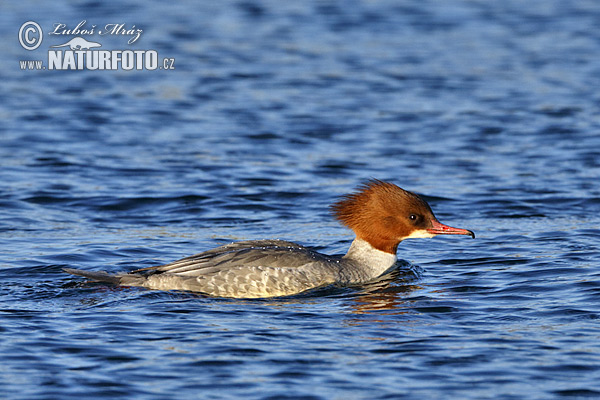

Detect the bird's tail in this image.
[63,268,123,284]
[65,266,150,285]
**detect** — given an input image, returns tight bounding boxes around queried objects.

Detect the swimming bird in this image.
[64,180,474,298]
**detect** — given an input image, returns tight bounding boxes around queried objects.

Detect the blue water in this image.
[2,1,600,399]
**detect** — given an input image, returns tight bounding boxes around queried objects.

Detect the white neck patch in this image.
[343,238,398,279]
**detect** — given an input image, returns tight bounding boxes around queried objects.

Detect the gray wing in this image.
[133,240,336,276]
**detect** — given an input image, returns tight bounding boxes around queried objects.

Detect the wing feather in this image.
[133,240,336,277]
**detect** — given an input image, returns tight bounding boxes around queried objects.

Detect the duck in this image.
[64,180,474,298]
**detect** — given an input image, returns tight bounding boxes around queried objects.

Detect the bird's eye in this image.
[409,214,423,225]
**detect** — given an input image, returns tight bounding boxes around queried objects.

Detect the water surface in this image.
[1,1,600,399]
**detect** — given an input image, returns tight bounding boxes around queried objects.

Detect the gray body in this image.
[64,239,397,298]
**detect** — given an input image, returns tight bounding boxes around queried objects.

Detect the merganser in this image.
[64,180,474,298]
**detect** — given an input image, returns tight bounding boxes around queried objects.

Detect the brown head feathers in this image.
[330,179,474,254]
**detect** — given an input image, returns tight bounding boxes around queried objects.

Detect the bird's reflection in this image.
[347,261,424,314]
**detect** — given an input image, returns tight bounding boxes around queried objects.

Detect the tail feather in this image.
[63,268,123,285]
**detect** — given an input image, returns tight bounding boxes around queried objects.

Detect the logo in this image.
[18,20,175,71]
[19,21,43,50]
[52,37,101,50]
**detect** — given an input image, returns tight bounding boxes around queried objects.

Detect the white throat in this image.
[402,229,435,240]
[342,238,398,280]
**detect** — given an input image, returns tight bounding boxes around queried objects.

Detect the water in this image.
[1,1,600,399]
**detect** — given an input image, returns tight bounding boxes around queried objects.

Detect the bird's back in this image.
[125,240,341,298]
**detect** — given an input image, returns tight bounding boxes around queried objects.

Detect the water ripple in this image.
[2,1,600,399]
